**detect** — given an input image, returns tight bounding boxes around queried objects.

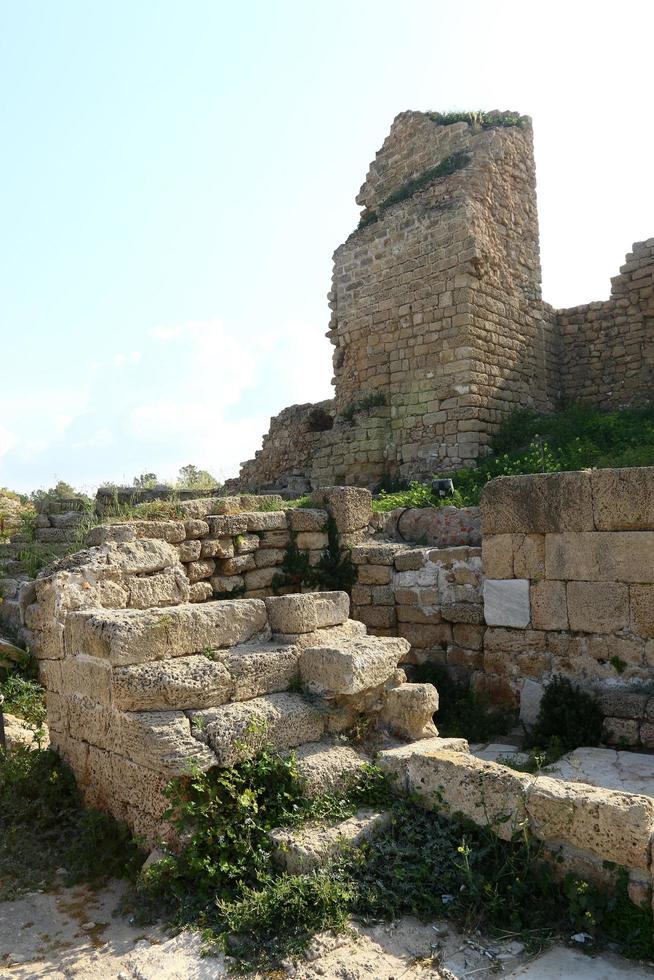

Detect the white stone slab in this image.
[505,944,653,978]
[483,578,530,627]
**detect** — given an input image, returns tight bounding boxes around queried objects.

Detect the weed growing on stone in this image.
[428,110,527,129]
[411,664,516,743]
[273,516,357,595]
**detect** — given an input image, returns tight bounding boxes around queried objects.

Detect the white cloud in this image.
[0,425,16,458]
[112,351,142,368]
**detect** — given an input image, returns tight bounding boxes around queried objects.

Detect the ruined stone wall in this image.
[480,467,654,748]
[558,238,654,408]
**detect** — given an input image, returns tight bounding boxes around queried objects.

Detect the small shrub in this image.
[524,675,604,756]
[412,664,515,743]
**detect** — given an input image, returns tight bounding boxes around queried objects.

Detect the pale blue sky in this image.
[1,0,653,493]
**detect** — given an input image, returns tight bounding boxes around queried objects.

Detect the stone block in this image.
[185,559,216,583]
[271,809,390,874]
[351,542,405,566]
[296,532,329,551]
[441,601,484,624]
[112,654,233,711]
[481,472,594,534]
[590,467,654,531]
[108,538,181,575]
[265,592,349,634]
[118,708,218,775]
[630,585,654,638]
[205,515,248,536]
[567,581,629,634]
[530,580,568,630]
[235,533,259,554]
[210,574,245,594]
[513,534,546,579]
[380,682,438,740]
[394,550,426,572]
[61,654,113,703]
[292,741,371,795]
[193,693,325,766]
[481,534,513,578]
[286,509,328,532]
[86,524,136,546]
[125,567,190,608]
[452,623,484,650]
[131,520,186,544]
[358,606,397,631]
[226,641,299,700]
[183,519,210,539]
[243,566,277,591]
[310,486,372,533]
[603,717,640,745]
[526,775,654,870]
[519,679,544,726]
[396,622,451,648]
[189,581,213,603]
[254,548,285,568]
[244,512,287,532]
[200,537,234,559]
[176,540,202,562]
[65,600,268,665]
[219,554,256,575]
[483,579,530,627]
[396,605,442,624]
[376,737,469,791]
[299,635,409,695]
[358,564,392,585]
[545,532,654,583]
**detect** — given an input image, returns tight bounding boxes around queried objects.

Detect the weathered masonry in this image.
[228,112,654,493]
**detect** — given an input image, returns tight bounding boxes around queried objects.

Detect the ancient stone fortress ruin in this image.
[227,111,654,493]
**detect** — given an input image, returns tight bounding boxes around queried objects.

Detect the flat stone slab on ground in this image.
[544,747,654,798]
[505,944,654,978]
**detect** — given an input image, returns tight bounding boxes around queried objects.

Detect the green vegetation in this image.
[357,151,471,231]
[0,745,143,900]
[373,402,654,511]
[272,516,357,594]
[429,110,526,129]
[341,391,387,423]
[412,664,515,743]
[29,480,93,508]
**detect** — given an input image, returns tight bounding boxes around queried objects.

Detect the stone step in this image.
[291,740,373,795]
[270,808,391,874]
[111,640,300,711]
[189,692,325,766]
[299,634,410,696]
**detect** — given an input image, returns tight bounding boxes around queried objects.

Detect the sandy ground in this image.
[1,879,653,979]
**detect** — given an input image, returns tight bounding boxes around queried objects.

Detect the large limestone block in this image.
[185,559,216,583]
[225,641,299,700]
[183,519,210,539]
[545,532,654,583]
[275,618,367,648]
[191,693,325,766]
[61,654,113,703]
[526,775,654,870]
[205,515,248,536]
[176,540,202,562]
[130,521,186,544]
[299,635,409,695]
[630,585,654,638]
[124,567,190,609]
[483,579,530,627]
[287,509,328,532]
[352,542,406,566]
[86,524,136,546]
[64,599,268,665]
[109,752,170,816]
[481,534,513,579]
[270,809,390,874]
[265,592,349,634]
[379,682,439,740]
[405,750,531,840]
[376,737,471,792]
[310,486,372,533]
[105,539,181,575]
[567,581,629,634]
[118,708,218,774]
[112,654,233,711]
[481,472,594,535]
[242,511,287,532]
[530,580,568,630]
[67,694,117,752]
[243,566,277,591]
[590,467,654,531]
[292,740,372,795]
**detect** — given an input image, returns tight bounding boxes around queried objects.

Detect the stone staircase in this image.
[44,591,440,844]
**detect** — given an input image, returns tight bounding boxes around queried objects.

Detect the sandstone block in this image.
[243,566,277,591]
[441,601,484,624]
[481,534,513,579]
[210,574,245,594]
[299,635,409,695]
[38,658,64,693]
[183,519,210,539]
[526,775,654,870]
[359,606,397,631]
[106,538,181,575]
[125,567,190,608]
[286,509,328,532]
[189,581,213,603]
[396,622,451,648]
[310,486,372,533]
[254,548,285,568]
[265,592,349,634]
[65,600,268,665]
[118,707,218,774]
[351,542,405,566]
[219,554,256,575]
[235,533,260,554]
[452,623,484,650]
[86,524,136,546]
[131,520,186,544]
[244,512,287,532]
[603,717,640,745]
[296,532,329,551]
[192,693,324,766]
[545,532,654,583]
[481,472,594,535]
[530,580,568,630]
[394,550,426,572]
[271,809,389,874]
[396,605,442,624]
[176,540,202,562]
[590,467,654,531]
[205,515,247,536]
[380,682,438,740]
[258,530,290,548]
[483,579,530,627]
[567,581,629,634]
[292,741,371,795]
[358,565,392,585]
[200,537,234,559]
[630,585,654,638]
[112,653,233,711]
[519,679,545,726]
[513,534,546,579]
[61,654,113,703]
[226,641,299,700]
